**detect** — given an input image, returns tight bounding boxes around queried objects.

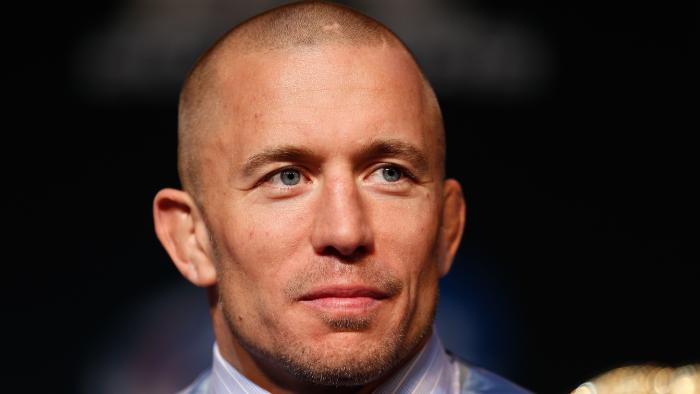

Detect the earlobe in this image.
[437,179,466,277]
[153,188,217,287]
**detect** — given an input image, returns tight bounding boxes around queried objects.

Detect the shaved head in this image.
[177,0,444,202]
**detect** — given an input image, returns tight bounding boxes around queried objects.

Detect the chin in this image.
[228,310,416,387]
[272,316,433,388]
[267,329,407,387]
[314,327,392,353]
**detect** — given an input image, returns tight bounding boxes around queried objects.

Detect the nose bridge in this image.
[311,168,372,256]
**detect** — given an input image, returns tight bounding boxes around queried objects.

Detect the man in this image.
[153,1,529,393]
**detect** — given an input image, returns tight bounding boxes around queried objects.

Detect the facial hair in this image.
[219,261,437,387]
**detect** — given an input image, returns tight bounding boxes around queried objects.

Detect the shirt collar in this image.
[210,344,268,394]
[373,329,455,394]
[209,328,454,394]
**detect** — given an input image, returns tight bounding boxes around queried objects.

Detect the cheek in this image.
[369,193,442,295]
[212,206,309,333]
[217,198,311,287]
[372,192,440,257]
[369,196,442,337]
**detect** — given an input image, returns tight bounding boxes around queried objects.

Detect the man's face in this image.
[198,44,452,385]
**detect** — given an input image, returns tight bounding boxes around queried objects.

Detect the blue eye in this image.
[279,169,301,186]
[381,166,402,182]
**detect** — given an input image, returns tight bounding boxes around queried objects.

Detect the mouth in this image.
[297,285,391,313]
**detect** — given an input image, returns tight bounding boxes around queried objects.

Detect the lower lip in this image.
[300,297,381,312]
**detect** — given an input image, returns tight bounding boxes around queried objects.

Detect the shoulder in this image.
[449,353,532,394]
[176,369,212,394]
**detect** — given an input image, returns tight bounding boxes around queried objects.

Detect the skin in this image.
[153,44,466,393]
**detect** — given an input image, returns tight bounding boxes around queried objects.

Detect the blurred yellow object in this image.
[571,364,699,394]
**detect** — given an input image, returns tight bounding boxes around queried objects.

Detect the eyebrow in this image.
[242,146,322,177]
[356,138,429,175]
[241,138,429,178]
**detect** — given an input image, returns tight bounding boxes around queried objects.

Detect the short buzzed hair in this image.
[178,1,444,201]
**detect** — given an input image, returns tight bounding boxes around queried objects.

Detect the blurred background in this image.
[5,0,697,393]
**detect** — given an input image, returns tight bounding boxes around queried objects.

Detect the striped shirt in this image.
[209,331,458,394]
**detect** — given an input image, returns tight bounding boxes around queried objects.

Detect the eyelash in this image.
[259,163,417,188]
[377,164,417,182]
[261,166,308,188]
[366,166,416,190]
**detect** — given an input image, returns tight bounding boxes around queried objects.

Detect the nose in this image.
[310,173,374,259]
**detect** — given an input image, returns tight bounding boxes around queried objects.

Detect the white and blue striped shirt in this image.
[181,329,529,394]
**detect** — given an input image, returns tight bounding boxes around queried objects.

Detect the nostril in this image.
[320,245,368,262]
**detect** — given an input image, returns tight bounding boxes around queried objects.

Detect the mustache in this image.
[284,262,403,301]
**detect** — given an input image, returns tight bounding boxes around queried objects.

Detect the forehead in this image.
[208,45,437,167]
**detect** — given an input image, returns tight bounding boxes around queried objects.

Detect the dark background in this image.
[6,0,697,393]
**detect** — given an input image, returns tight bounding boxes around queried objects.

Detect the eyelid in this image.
[253,162,418,188]
[259,165,309,187]
[368,163,418,182]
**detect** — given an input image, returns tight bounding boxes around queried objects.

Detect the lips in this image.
[297,285,391,311]
[299,286,390,300]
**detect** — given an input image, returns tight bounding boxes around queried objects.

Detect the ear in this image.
[153,188,217,287]
[437,179,467,277]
